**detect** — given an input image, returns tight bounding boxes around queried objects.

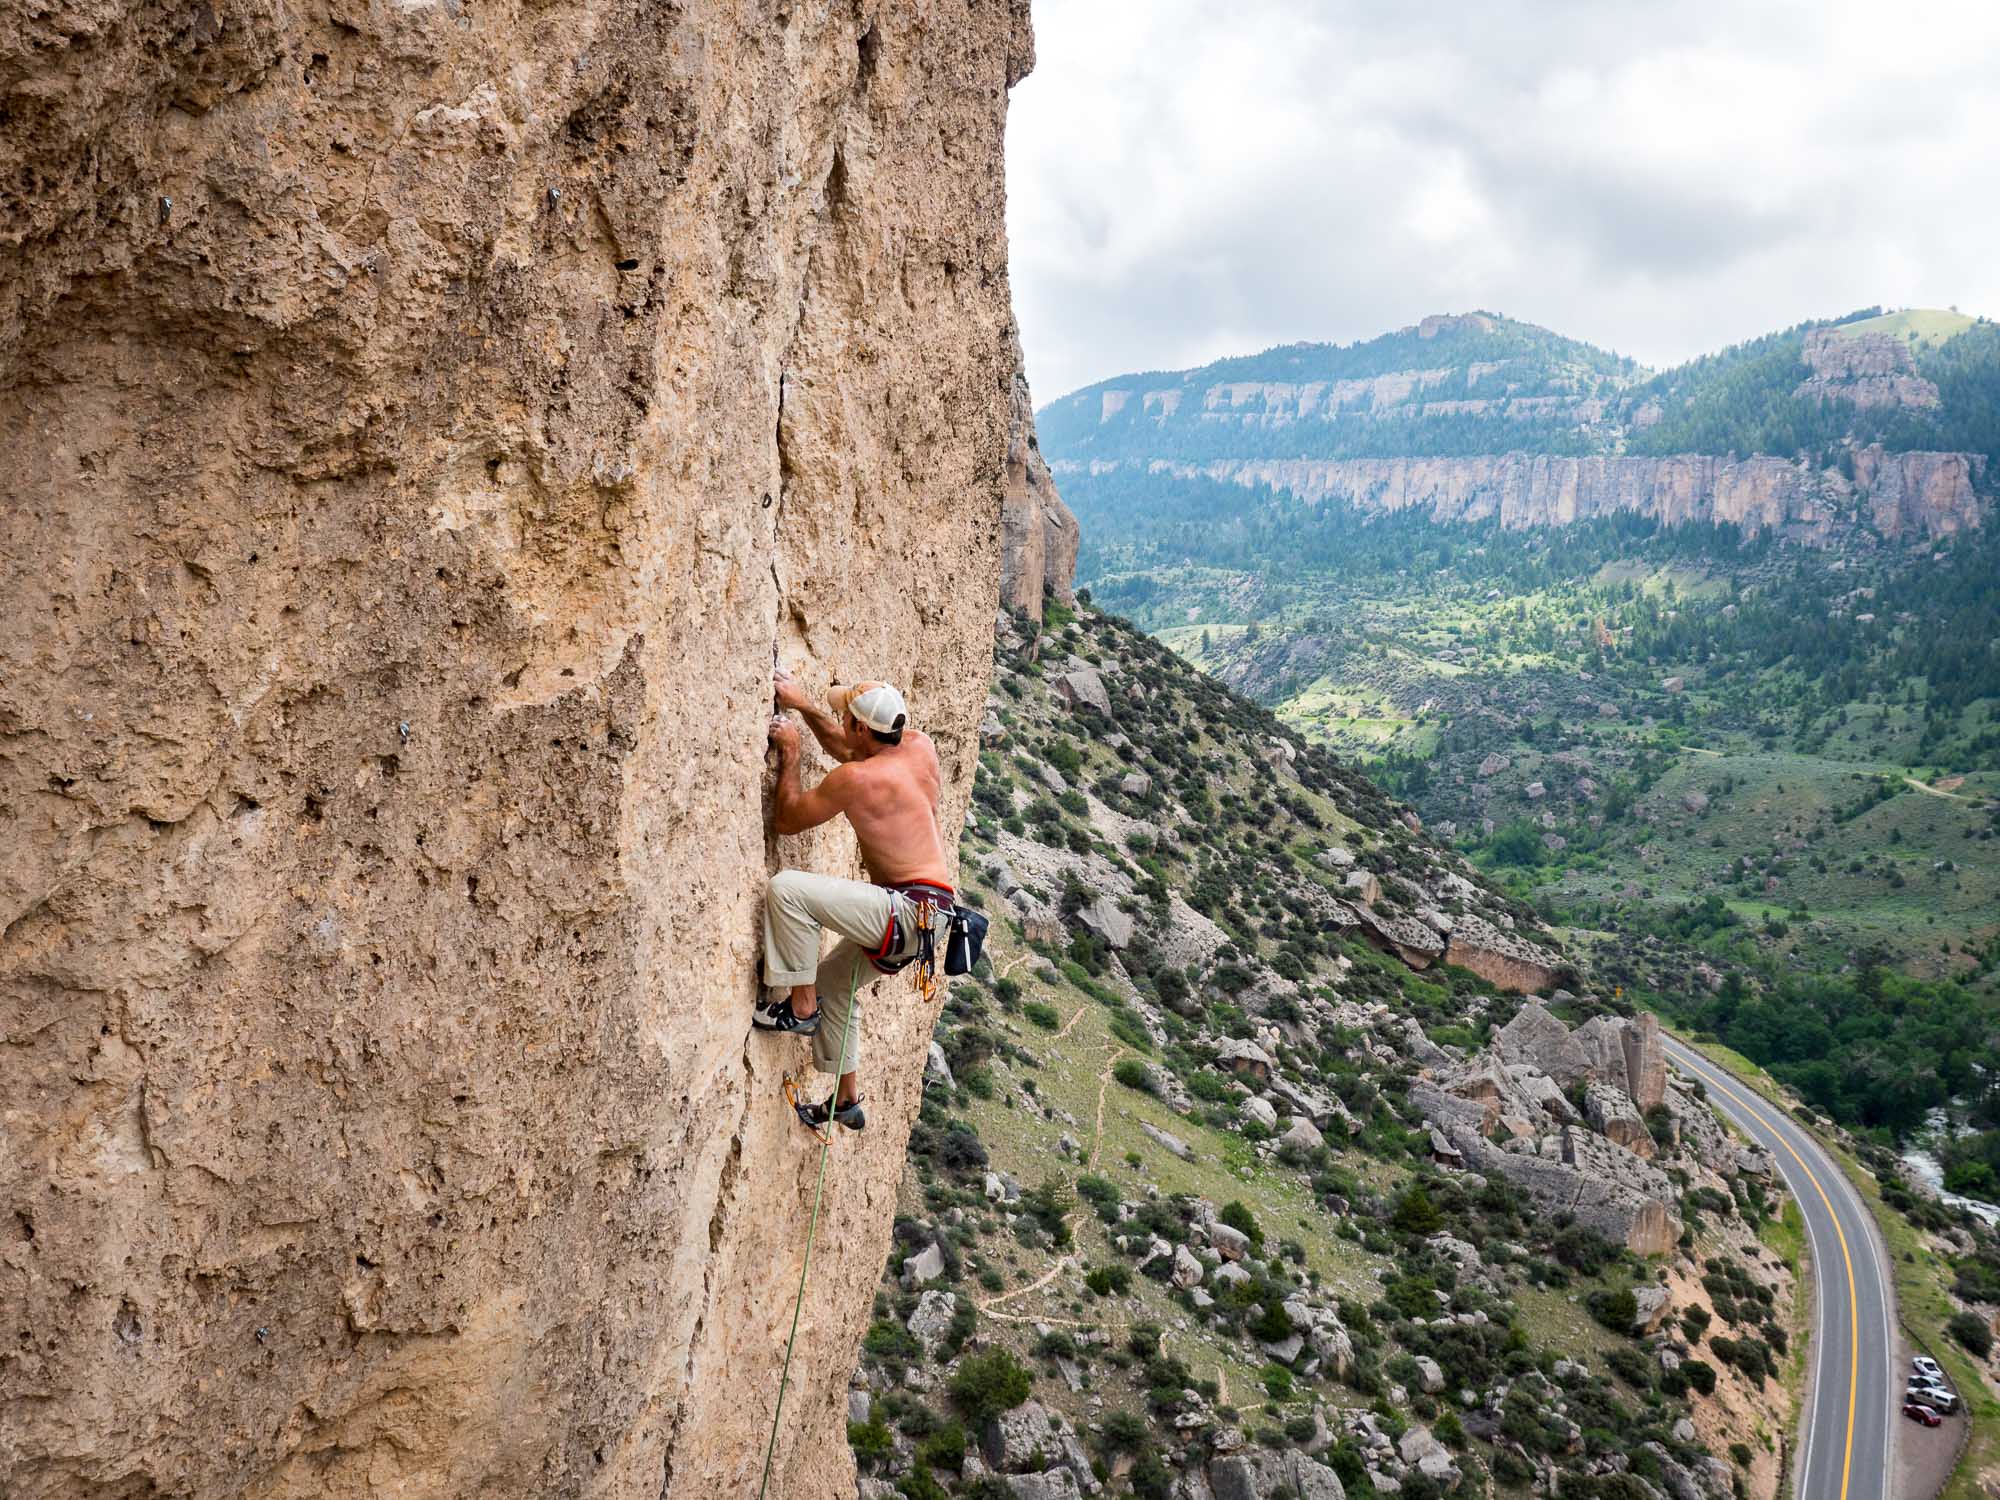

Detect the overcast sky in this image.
[1006,0,2000,403]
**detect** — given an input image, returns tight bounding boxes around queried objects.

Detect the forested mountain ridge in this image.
[1043,309,1995,544]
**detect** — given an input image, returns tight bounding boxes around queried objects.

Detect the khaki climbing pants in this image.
[763,869,936,1077]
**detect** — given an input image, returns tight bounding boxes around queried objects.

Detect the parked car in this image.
[1913,1356,1945,1381]
[1903,1402,1943,1428]
[1906,1383,1957,1414]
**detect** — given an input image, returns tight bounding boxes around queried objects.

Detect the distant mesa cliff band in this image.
[1054,446,1983,543]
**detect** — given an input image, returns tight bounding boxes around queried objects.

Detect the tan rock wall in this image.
[0,2,1031,1497]
[1060,446,1985,541]
[998,317,1078,619]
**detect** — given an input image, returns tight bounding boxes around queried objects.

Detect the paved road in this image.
[1665,1039,1896,1500]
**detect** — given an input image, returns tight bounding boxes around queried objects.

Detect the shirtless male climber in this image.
[755,670,955,1134]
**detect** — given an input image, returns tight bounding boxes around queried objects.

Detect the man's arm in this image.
[775,670,855,763]
[770,718,856,834]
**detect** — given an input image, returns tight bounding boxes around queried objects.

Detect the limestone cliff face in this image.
[0,3,1031,1498]
[1795,327,1941,411]
[998,319,1078,619]
[1060,445,1985,542]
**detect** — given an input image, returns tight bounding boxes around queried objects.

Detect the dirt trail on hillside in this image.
[1903,776,1971,801]
[1089,1047,1128,1166]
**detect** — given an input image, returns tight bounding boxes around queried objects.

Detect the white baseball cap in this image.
[829,680,908,734]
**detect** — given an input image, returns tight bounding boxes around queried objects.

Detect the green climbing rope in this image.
[755,960,863,1500]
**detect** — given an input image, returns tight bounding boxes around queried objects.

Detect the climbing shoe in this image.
[753,997,820,1036]
[793,1093,865,1133]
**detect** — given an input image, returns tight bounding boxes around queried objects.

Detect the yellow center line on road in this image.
[1678,1051,1861,1500]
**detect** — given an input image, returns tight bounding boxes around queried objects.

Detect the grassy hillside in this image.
[844,602,1814,1500]
[1828,308,1980,349]
[1083,505,2000,1200]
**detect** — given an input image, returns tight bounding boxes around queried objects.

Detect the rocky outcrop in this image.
[1441,911,1563,993]
[0,4,1033,1498]
[1417,1001,1685,1253]
[1058,446,1985,541]
[1795,328,1941,411]
[999,318,1080,620]
[1463,1126,1681,1257]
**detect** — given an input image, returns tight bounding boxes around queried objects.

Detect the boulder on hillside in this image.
[1079,894,1135,949]
[1241,1096,1278,1131]
[1316,846,1357,871]
[1342,869,1382,906]
[1003,1471,1086,1500]
[1057,668,1113,717]
[984,1402,1098,1491]
[1215,1039,1275,1079]
[1492,1001,1591,1086]
[1206,1222,1253,1261]
[1622,1012,1669,1111]
[901,1242,945,1287]
[1631,1284,1673,1333]
[1345,901,1446,969]
[1444,1123,1680,1255]
[926,1042,955,1089]
[1173,1244,1205,1289]
[1573,1012,1667,1111]
[1585,1083,1656,1159]
[1208,1449,1346,1500]
[1281,1116,1326,1152]
[907,1290,959,1357]
[1440,913,1562,995]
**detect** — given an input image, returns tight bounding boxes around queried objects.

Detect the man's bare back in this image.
[832,734,951,886]
[766,673,951,888]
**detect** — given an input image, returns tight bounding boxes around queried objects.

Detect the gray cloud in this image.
[1006,0,2000,400]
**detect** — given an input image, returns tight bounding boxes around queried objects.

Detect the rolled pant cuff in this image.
[767,969,817,988]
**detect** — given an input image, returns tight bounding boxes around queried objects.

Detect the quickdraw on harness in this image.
[866,884,953,1005]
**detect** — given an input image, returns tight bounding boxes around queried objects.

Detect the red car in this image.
[1904,1403,1943,1427]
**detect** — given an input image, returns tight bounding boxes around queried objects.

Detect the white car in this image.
[1912,1356,1945,1381]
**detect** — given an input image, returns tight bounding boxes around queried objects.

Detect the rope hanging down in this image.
[755,960,863,1500]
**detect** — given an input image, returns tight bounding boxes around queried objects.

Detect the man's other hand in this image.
[768,716,801,758]
[773,668,813,714]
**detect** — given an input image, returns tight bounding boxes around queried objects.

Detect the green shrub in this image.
[916,1421,967,1472]
[1024,1001,1060,1030]
[948,1348,1032,1426]
[1587,1287,1638,1335]
[1108,1010,1155,1053]
[1085,1264,1133,1296]
[848,1414,893,1468]
[1100,1410,1150,1454]
[1220,1200,1264,1247]
[864,1321,920,1363]
[1076,1174,1122,1221]
[1948,1312,1993,1358]
[1249,1298,1294,1343]
[1390,1183,1443,1236]
[1113,1058,1157,1094]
